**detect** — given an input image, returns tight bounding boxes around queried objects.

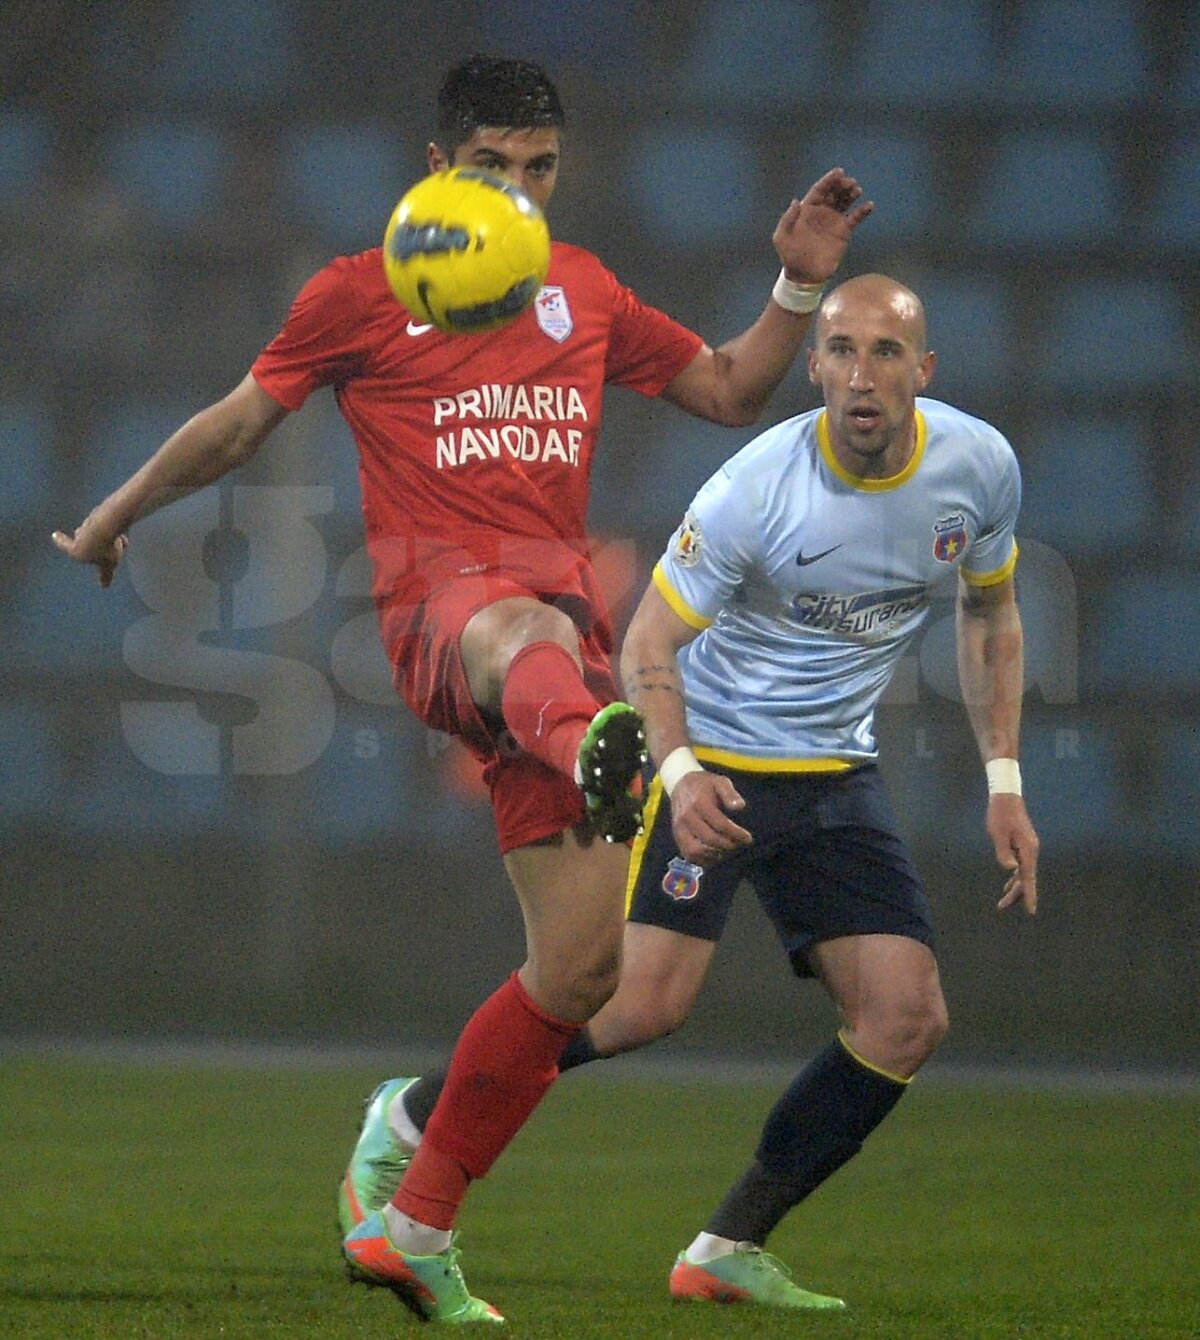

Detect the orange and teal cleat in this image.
[343,1212,504,1324]
[669,1245,846,1311]
[337,1077,417,1239]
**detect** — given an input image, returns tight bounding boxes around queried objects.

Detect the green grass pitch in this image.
[1,1058,1196,1337]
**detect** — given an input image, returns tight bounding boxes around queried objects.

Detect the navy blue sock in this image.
[403,1030,600,1133]
[707,1035,908,1244]
[556,1028,601,1071]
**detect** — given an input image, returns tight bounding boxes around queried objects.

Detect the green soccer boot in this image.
[337,1077,417,1238]
[577,702,647,843]
[344,1212,504,1324]
[669,1244,846,1310]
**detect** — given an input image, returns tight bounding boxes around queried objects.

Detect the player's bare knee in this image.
[848,986,947,1075]
[461,598,582,705]
[637,986,696,1045]
[647,998,690,1042]
[926,993,950,1050]
[887,992,948,1071]
[548,951,620,1021]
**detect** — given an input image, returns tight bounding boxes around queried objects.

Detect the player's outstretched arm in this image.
[52,374,289,587]
[620,583,751,867]
[956,576,1039,915]
[772,166,876,288]
[661,167,873,427]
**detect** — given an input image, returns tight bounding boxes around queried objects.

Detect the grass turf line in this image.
[0,1060,1196,1338]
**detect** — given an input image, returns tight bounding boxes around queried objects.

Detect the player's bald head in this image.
[818,274,928,353]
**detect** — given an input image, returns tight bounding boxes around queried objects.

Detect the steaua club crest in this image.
[534,286,573,342]
[662,856,704,901]
[932,513,968,563]
[673,511,703,567]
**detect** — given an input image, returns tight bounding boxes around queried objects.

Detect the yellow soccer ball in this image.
[382,167,551,333]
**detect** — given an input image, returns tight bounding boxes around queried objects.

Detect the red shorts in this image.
[382,571,618,853]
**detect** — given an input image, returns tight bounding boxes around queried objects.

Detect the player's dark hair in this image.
[436,55,565,153]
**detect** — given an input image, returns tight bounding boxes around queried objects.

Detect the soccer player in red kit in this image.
[53,55,871,1323]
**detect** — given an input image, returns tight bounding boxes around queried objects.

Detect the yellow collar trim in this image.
[818,409,926,492]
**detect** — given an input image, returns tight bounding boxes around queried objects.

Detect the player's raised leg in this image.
[460,596,647,840]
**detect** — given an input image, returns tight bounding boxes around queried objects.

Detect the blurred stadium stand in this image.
[152,0,293,108]
[802,128,937,244]
[672,1,832,107]
[1152,728,1200,859]
[847,1,996,105]
[478,0,647,74]
[2,0,1197,1064]
[1148,133,1200,247]
[995,0,1150,105]
[1018,419,1155,554]
[0,702,61,826]
[968,133,1119,248]
[1037,278,1191,392]
[104,122,228,235]
[282,123,416,251]
[629,127,765,247]
[0,106,50,209]
[1173,10,1200,107]
[911,275,1013,400]
[1091,569,1200,695]
[0,397,53,527]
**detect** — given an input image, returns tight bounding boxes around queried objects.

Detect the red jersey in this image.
[251,241,703,644]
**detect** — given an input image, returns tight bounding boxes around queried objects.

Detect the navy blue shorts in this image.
[626,763,935,978]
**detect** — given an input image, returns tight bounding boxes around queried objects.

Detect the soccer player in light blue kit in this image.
[611,272,1040,1309]
[342,273,1040,1312]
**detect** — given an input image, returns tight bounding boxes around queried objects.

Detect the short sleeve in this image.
[963,432,1021,586]
[652,461,758,627]
[604,276,704,397]
[251,259,368,411]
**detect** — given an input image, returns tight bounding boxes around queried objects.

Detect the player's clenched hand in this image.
[668,770,752,869]
[51,515,130,589]
[987,794,1039,916]
[773,168,874,285]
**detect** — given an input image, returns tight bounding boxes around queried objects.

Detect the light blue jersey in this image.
[653,398,1020,769]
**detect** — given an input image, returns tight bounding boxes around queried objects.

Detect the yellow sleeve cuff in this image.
[651,563,713,630]
[962,540,1019,588]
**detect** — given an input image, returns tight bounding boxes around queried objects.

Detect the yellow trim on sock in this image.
[837,1030,912,1086]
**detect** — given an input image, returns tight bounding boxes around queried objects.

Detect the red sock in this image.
[390,972,579,1229]
[500,640,599,779]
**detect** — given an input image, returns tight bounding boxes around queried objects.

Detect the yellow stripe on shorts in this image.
[625,773,665,916]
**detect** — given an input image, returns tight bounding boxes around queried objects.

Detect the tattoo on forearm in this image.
[628,664,683,702]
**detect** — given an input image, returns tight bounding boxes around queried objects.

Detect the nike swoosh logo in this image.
[406,320,434,336]
[796,544,843,567]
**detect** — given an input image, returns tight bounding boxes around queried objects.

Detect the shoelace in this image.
[739,1246,794,1279]
[369,1146,410,1181]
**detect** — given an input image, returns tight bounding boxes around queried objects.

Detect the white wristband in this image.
[985,758,1022,796]
[659,746,705,797]
[771,268,825,315]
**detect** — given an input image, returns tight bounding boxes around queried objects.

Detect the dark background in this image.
[2,1,1196,1069]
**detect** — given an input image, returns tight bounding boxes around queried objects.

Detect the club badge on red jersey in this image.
[534,286,573,342]
[932,513,968,563]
